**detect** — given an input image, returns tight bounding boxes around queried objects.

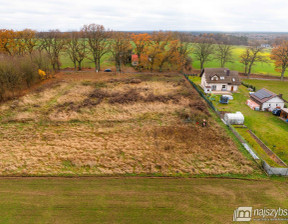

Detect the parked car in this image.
[222,95,233,100]
[104,69,112,72]
[219,95,229,104]
[272,108,281,116]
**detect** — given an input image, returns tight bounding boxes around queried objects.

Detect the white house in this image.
[250,88,285,111]
[200,68,241,94]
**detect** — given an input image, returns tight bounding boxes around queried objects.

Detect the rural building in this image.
[131,54,139,66]
[200,68,241,94]
[280,108,288,122]
[250,88,285,111]
[224,112,244,125]
[246,99,260,111]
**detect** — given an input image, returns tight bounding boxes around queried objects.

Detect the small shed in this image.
[224,112,245,125]
[280,108,288,121]
[246,99,260,111]
[131,54,139,66]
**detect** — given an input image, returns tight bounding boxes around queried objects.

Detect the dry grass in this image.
[0,72,260,176]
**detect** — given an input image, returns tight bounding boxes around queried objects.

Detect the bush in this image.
[0,54,48,101]
[241,82,256,91]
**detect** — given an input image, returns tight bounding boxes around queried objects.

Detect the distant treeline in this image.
[0,25,288,101]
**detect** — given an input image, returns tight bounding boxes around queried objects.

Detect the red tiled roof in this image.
[132,54,138,61]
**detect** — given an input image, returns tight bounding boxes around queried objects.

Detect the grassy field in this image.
[0,72,260,176]
[191,45,279,76]
[0,177,287,224]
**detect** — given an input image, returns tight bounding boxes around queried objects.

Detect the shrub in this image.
[0,54,48,101]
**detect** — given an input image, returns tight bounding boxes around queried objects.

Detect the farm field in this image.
[0,72,260,176]
[0,177,287,224]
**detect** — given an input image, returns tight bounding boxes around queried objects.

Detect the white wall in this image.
[201,73,239,92]
[261,96,285,111]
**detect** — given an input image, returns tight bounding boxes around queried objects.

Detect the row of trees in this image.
[0,26,193,73]
[1,26,288,80]
[193,37,288,81]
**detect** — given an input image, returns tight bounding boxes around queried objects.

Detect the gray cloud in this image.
[1,0,288,31]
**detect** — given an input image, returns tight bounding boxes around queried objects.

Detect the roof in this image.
[250,88,279,104]
[132,54,138,61]
[281,108,288,114]
[247,99,260,107]
[200,68,241,85]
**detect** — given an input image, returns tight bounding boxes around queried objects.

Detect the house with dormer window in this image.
[200,68,241,94]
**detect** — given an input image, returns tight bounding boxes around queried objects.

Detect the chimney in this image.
[226,69,230,76]
[279,94,283,99]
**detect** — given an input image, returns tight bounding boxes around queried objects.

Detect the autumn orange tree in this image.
[155,39,179,72]
[0,29,15,55]
[270,40,288,81]
[0,29,37,56]
[142,31,171,71]
[131,33,151,67]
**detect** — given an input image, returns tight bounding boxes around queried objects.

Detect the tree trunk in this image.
[78,61,82,71]
[200,61,204,70]
[94,61,98,72]
[97,59,101,72]
[247,64,253,79]
[281,70,285,81]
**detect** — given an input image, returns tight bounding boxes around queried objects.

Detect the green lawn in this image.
[60,52,114,70]
[1,177,288,224]
[188,76,288,166]
[213,86,288,165]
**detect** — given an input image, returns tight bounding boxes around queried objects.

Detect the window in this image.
[222,85,226,89]
[220,77,224,80]
[211,75,218,81]
[232,78,235,82]
[212,85,217,91]
[269,104,271,107]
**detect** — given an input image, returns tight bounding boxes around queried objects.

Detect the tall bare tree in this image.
[174,32,193,72]
[39,30,67,71]
[110,32,132,73]
[239,44,267,78]
[82,24,109,72]
[66,31,87,70]
[215,44,234,67]
[194,38,215,70]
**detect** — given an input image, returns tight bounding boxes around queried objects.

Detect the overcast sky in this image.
[1,0,288,32]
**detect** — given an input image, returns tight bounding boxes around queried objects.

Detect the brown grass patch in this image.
[0,71,260,176]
